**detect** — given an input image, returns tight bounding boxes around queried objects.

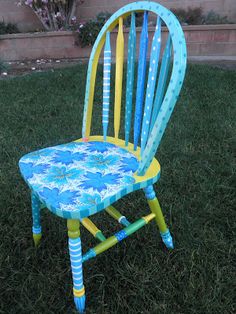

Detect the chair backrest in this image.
[82,1,187,176]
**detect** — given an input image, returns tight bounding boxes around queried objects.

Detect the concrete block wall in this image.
[78,0,236,22]
[0,0,235,32]
[0,25,235,62]
[0,0,42,32]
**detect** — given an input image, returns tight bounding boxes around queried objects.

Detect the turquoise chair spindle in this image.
[125,12,136,146]
[18,2,187,313]
[141,16,162,154]
[150,34,172,133]
[133,11,149,151]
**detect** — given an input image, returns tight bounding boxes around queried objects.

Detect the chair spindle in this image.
[141,17,161,154]
[102,31,112,141]
[125,12,136,146]
[150,35,172,133]
[133,11,149,151]
[114,17,124,139]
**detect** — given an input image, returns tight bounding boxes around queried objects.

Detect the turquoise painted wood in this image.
[150,35,172,133]
[141,17,161,154]
[68,237,85,312]
[102,32,111,141]
[125,12,136,146]
[133,11,149,151]
[31,192,41,233]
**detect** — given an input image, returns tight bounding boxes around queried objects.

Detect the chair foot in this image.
[160,229,174,249]
[31,192,42,246]
[74,294,86,313]
[32,225,42,247]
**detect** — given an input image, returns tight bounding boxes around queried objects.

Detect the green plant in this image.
[0,21,20,35]
[18,0,85,31]
[171,7,231,25]
[76,12,111,47]
[203,10,230,24]
[76,11,147,47]
[171,7,203,25]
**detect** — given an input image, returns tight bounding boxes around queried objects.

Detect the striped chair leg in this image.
[31,191,42,246]
[144,185,174,249]
[67,219,85,314]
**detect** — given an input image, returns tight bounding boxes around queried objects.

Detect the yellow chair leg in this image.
[144,185,174,249]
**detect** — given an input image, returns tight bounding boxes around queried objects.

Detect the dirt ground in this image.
[1,58,236,78]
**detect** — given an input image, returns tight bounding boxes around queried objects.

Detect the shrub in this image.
[171,6,231,25]
[203,11,231,24]
[171,7,203,25]
[18,0,85,31]
[0,21,20,35]
[76,12,111,47]
[76,11,146,47]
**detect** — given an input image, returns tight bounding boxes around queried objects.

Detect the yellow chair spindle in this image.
[114,17,124,139]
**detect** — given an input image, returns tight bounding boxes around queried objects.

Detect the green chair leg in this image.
[144,185,174,249]
[31,192,42,247]
[67,219,86,313]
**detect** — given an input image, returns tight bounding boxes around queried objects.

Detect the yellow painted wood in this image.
[67,219,80,238]
[142,213,156,224]
[114,17,124,139]
[81,218,106,241]
[33,233,42,247]
[73,287,85,298]
[147,198,167,233]
[105,205,123,220]
[81,218,100,237]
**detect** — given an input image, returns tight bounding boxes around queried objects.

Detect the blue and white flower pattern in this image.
[19,141,139,215]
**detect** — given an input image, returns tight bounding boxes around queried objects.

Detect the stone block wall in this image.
[0,0,235,32]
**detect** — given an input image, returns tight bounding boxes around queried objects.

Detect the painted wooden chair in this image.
[19,1,187,313]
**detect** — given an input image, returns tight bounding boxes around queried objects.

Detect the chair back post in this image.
[82,1,187,175]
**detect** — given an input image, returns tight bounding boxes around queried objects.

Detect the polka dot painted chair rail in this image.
[19,2,187,313]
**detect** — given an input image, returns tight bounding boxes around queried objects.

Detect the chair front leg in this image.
[144,185,174,249]
[31,191,42,246]
[67,219,86,314]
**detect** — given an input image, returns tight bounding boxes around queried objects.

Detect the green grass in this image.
[0,64,235,314]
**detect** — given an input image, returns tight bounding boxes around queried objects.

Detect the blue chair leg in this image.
[31,191,42,246]
[67,219,86,313]
[144,185,174,249]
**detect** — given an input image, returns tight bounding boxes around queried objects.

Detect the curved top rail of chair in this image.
[82,1,187,176]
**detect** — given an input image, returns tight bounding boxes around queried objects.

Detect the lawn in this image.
[0,64,235,314]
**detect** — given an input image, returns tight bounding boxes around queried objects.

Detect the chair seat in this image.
[19,139,160,219]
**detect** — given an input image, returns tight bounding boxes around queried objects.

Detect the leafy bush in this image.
[76,11,111,47]
[76,11,146,47]
[171,7,203,25]
[203,11,231,24]
[0,21,20,35]
[171,7,231,25]
[18,0,84,31]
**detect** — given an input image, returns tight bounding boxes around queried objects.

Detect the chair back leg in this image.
[144,185,174,249]
[31,192,42,247]
[67,219,86,313]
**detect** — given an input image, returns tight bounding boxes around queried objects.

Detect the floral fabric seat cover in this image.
[19,141,139,218]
